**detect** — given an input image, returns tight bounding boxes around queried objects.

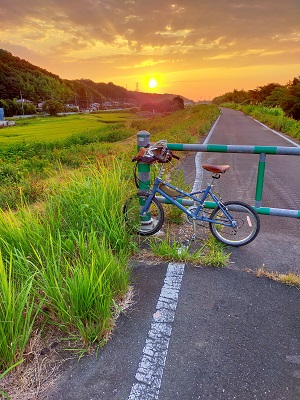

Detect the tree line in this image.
[212,77,300,120]
[0,49,130,115]
[140,95,185,113]
[0,49,189,117]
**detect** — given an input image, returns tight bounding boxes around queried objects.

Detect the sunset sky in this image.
[1,0,300,101]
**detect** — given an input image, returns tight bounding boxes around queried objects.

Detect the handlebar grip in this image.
[172,153,180,160]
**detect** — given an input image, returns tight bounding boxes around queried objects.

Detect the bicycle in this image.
[124,140,260,247]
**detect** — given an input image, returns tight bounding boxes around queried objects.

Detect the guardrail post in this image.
[255,153,266,208]
[137,131,154,229]
[137,131,150,191]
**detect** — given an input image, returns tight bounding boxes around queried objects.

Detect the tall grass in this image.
[0,252,40,372]
[132,104,220,144]
[0,159,135,374]
[31,233,121,344]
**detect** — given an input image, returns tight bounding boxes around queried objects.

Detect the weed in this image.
[256,268,300,287]
[149,231,229,267]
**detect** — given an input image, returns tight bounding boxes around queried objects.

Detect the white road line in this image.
[128,262,185,400]
[253,119,300,147]
[192,114,221,193]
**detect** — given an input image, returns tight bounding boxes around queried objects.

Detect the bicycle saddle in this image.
[202,164,230,174]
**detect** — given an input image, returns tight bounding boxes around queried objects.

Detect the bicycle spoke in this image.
[124,194,164,236]
[209,201,260,246]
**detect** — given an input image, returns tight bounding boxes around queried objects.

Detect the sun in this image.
[148,78,158,89]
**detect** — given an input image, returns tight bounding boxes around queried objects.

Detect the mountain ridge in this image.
[0,49,192,109]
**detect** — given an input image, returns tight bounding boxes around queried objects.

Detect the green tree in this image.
[0,99,8,114]
[42,100,64,116]
[263,87,287,107]
[248,83,283,104]
[171,96,185,110]
[212,89,250,105]
[281,95,300,120]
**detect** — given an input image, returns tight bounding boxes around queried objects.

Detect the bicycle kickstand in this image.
[191,219,197,241]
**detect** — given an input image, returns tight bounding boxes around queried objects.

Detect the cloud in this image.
[1,0,300,99]
[118,59,166,69]
[1,0,298,47]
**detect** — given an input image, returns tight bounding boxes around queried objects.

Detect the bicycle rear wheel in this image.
[123,194,164,236]
[209,201,260,247]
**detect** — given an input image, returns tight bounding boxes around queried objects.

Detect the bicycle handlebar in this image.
[153,152,180,162]
[132,148,180,163]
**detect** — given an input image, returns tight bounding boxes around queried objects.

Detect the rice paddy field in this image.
[1,112,133,145]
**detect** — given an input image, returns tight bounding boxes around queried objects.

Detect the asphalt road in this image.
[47,263,300,400]
[47,109,300,400]
[178,107,300,275]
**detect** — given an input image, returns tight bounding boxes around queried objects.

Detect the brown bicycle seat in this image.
[202,164,230,174]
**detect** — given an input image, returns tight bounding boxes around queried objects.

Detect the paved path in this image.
[177,108,300,275]
[48,262,300,400]
[48,109,300,400]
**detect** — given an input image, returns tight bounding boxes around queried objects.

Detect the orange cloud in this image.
[0,0,300,100]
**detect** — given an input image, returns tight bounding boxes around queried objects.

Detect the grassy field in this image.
[2,112,134,145]
[0,105,220,210]
[0,105,223,398]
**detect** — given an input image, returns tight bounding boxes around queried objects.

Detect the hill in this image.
[0,49,192,112]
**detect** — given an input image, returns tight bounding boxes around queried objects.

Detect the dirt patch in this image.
[0,330,77,400]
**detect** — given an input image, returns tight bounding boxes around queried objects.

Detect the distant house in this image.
[65,104,80,111]
[103,102,112,109]
[90,102,100,110]
[16,98,32,104]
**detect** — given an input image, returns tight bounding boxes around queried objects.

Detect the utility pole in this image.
[20,89,25,115]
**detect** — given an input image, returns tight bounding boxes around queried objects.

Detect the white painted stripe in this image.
[192,114,221,192]
[253,119,300,148]
[128,262,185,400]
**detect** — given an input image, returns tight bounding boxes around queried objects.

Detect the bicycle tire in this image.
[209,201,260,247]
[123,194,164,236]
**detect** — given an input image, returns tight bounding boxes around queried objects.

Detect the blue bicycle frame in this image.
[140,175,236,228]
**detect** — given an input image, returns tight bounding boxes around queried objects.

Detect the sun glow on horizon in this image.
[148,77,158,89]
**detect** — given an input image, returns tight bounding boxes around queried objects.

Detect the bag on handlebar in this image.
[132,139,173,164]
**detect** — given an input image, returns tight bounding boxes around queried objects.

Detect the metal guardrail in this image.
[137,131,300,219]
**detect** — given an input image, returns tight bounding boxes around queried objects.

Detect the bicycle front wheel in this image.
[209,201,260,247]
[123,194,164,236]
